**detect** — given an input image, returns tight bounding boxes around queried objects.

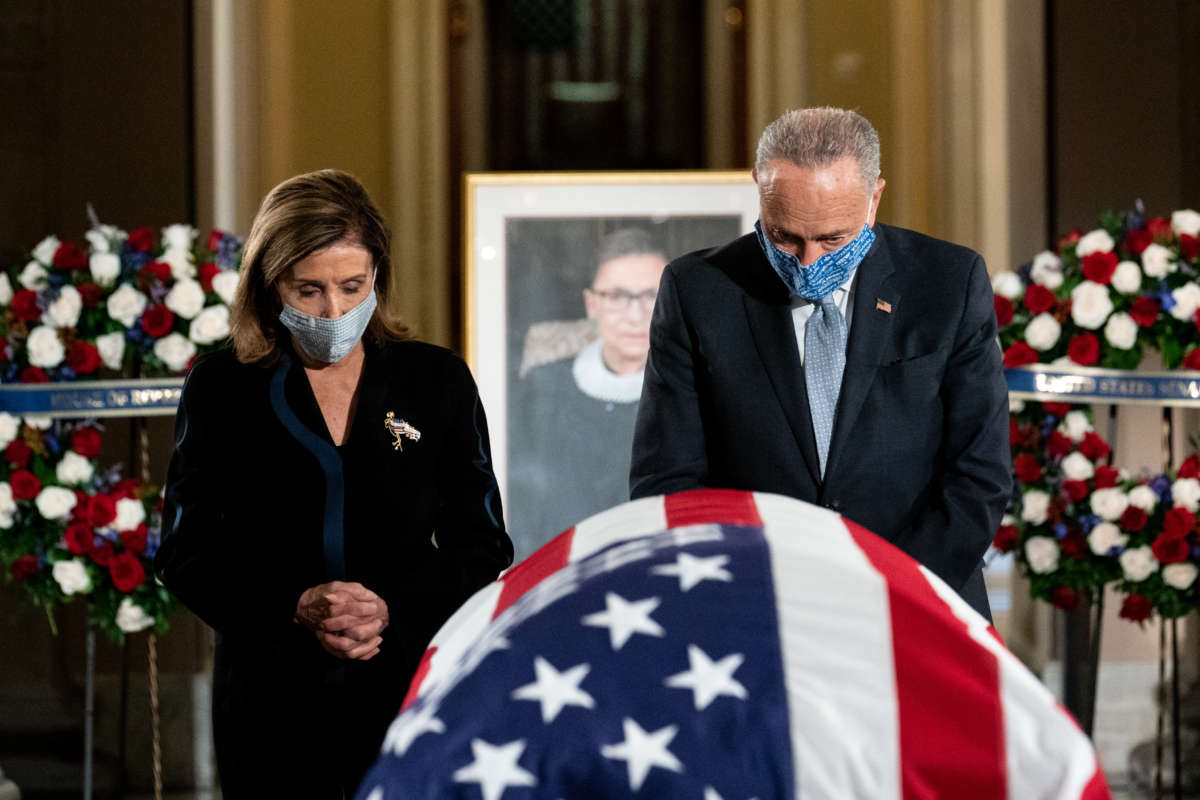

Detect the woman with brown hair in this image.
[155,169,512,797]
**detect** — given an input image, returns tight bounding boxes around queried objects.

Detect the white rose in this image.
[113,497,146,532]
[116,597,155,633]
[1025,313,1062,351]
[164,279,206,320]
[1119,545,1158,583]
[0,273,12,306]
[84,225,124,254]
[32,235,61,266]
[35,486,77,520]
[42,285,82,328]
[96,331,126,370]
[1076,229,1115,257]
[1024,536,1060,574]
[1061,451,1096,481]
[0,413,19,448]
[1070,281,1114,329]
[1170,282,1200,321]
[1103,312,1138,350]
[211,270,240,306]
[1163,563,1198,590]
[1060,410,1093,441]
[1171,209,1200,238]
[1021,489,1051,525]
[159,248,195,280]
[26,325,65,368]
[189,304,230,345]
[1087,522,1128,556]
[107,284,148,328]
[1127,485,1158,512]
[1141,243,1175,279]
[1111,261,1143,294]
[153,332,196,372]
[991,271,1024,300]
[1030,251,1064,289]
[24,416,51,430]
[1170,477,1200,512]
[52,559,91,596]
[55,451,94,486]
[1090,487,1130,521]
[1009,397,1026,413]
[161,224,196,253]
[19,260,48,290]
[0,483,14,529]
[89,252,121,287]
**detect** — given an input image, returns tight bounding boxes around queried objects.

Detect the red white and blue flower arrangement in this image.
[0,224,242,640]
[991,207,1200,623]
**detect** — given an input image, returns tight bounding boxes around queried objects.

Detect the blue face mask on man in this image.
[754,220,876,300]
[279,286,377,364]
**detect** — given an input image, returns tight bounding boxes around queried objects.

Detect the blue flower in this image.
[1107,545,1126,557]
[1078,514,1102,533]
[145,527,161,558]
[1053,523,1069,539]
[45,273,66,290]
[43,433,59,454]
[1149,474,1172,504]
[215,234,244,269]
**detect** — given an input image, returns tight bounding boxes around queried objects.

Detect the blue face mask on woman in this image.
[279,287,377,364]
[754,220,876,300]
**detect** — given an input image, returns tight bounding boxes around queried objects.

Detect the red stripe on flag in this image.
[400,645,437,712]
[844,519,1007,800]
[493,527,574,618]
[1080,763,1112,799]
[664,488,763,529]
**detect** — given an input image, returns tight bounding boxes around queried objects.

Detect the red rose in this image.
[66,340,102,375]
[88,541,114,566]
[52,242,87,270]
[1018,424,1041,450]
[1043,402,1071,418]
[198,262,221,293]
[1009,418,1020,446]
[1129,296,1160,327]
[1057,229,1082,253]
[1051,586,1080,611]
[11,289,41,322]
[1062,480,1089,503]
[1079,432,1111,461]
[87,494,117,528]
[1163,506,1195,539]
[139,261,172,290]
[70,490,89,522]
[1024,284,1056,314]
[64,523,95,556]
[994,295,1013,327]
[9,555,39,580]
[1014,453,1043,484]
[1182,234,1200,262]
[1094,465,1120,489]
[1068,333,1099,366]
[109,550,145,592]
[1194,309,1200,334]
[10,469,41,500]
[1004,342,1039,368]
[110,479,140,501]
[140,304,175,338]
[1061,532,1088,560]
[126,227,154,252]
[20,366,49,383]
[1081,251,1119,284]
[1048,431,1075,457]
[5,439,32,468]
[1120,506,1148,532]
[206,229,226,252]
[1146,217,1172,240]
[1119,594,1151,622]
[71,427,102,458]
[77,283,105,309]
[993,524,1019,552]
[1122,228,1153,256]
[1178,455,1200,479]
[1184,349,1200,371]
[1152,533,1190,564]
[119,523,148,555]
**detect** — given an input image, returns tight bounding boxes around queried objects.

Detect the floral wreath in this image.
[0,223,243,640]
[990,207,1200,622]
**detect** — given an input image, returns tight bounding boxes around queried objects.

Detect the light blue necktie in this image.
[805,296,847,478]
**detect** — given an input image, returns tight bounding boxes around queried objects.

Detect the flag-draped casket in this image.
[357,489,1110,800]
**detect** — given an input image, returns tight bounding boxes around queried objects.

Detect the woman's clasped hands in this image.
[295,581,390,661]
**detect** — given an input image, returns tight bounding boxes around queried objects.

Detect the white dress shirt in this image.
[789,270,858,364]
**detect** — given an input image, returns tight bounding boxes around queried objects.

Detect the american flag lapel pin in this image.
[876,298,892,313]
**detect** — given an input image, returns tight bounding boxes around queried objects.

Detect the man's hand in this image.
[294,581,390,661]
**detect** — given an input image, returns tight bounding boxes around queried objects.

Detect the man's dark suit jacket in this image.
[630,224,1012,617]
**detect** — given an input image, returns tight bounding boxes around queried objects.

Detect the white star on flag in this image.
[511,656,596,723]
[600,717,684,791]
[665,644,748,710]
[381,701,445,756]
[581,592,665,650]
[651,552,733,591]
[451,738,537,800]
[704,788,761,800]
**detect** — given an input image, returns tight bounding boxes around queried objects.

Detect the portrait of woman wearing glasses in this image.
[507,228,666,554]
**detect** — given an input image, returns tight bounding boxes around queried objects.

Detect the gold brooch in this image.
[384,411,421,451]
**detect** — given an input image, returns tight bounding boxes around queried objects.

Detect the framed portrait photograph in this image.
[464,171,760,562]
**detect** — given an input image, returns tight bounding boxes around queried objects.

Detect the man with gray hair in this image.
[630,107,1011,618]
